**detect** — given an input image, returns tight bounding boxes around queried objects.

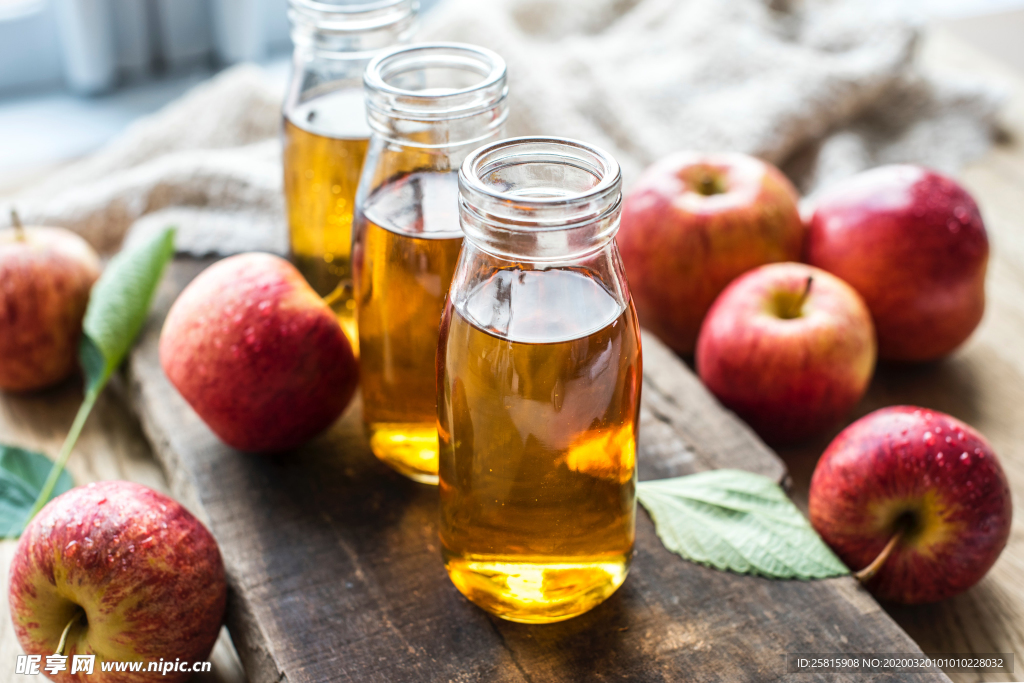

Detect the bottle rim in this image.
[364,42,508,122]
[459,136,622,222]
[288,0,417,32]
[458,137,623,260]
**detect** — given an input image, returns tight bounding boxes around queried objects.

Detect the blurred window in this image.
[0,0,290,97]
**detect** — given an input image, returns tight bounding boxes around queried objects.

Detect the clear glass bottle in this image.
[437,137,642,623]
[282,0,417,351]
[352,43,509,484]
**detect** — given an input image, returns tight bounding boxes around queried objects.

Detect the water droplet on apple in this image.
[936,452,944,462]
[960,452,970,463]
[947,219,961,234]
[945,436,953,444]
[935,426,943,434]
[957,431,965,440]
[923,431,936,446]
[924,412,933,421]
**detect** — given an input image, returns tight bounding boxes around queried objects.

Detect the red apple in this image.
[8,481,226,682]
[809,407,1012,604]
[619,151,804,355]
[696,262,875,444]
[160,253,358,452]
[805,165,988,362]
[0,215,101,391]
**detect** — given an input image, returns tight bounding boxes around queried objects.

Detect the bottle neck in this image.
[457,137,623,262]
[363,43,508,149]
[288,0,417,60]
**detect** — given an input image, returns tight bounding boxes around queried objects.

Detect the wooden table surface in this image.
[0,27,1021,683]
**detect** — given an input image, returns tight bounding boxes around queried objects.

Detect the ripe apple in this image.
[696,262,875,444]
[809,407,1012,604]
[160,252,358,452]
[805,165,988,362]
[0,214,101,392]
[618,151,804,355]
[9,481,226,681]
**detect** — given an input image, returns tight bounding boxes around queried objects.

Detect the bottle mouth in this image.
[458,137,623,260]
[288,0,417,52]
[289,0,417,29]
[364,43,508,122]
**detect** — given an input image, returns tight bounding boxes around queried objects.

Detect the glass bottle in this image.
[437,137,642,623]
[352,43,509,484]
[282,0,417,351]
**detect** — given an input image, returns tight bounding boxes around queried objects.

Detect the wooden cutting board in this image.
[127,258,946,683]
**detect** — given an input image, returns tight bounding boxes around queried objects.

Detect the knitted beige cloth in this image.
[2,0,1002,256]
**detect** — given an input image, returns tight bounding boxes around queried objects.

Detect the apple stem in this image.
[852,531,902,584]
[10,209,25,241]
[55,610,83,656]
[787,276,813,319]
[27,388,99,523]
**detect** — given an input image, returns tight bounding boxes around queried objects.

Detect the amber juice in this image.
[283,89,369,349]
[355,171,462,483]
[437,267,641,623]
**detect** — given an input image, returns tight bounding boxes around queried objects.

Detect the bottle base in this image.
[366,422,439,484]
[443,552,630,623]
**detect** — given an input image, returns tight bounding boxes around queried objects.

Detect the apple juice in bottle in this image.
[282,0,416,351]
[438,137,642,623]
[352,44,509,483]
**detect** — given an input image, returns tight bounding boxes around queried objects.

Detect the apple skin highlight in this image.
[696,262,876,444]
[8,481,227,683]
[619,151,804,355]
[160,253,358,453]
[806,165,989,362]
[809,406,1012,604]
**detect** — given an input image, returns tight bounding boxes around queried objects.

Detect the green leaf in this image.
[81,227,175,393]
[637,469,848,580]
[0,446,73,538]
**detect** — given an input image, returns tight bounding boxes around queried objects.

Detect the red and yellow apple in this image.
[8,481,226,682]
[0,216,101,391]
[696,262,875,444]
[809,407,1012,604]
[618,151,804,355]
[805,165,988,362]
[160,252,358,452]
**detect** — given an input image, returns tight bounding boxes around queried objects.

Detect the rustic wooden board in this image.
[126,258,946,683]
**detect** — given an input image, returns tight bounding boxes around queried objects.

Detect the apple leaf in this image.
[637,469,848,580]
[81,227,176,394]
[20,227,175,529]
[0,446,73,539]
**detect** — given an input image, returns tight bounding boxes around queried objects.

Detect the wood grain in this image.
[122,258,944,683]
